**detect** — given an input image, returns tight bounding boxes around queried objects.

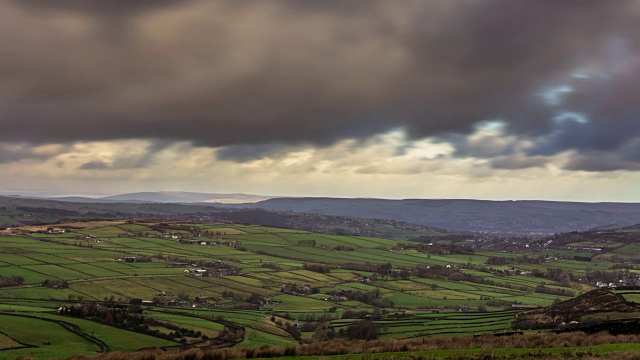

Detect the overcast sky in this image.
[1,0,640,201]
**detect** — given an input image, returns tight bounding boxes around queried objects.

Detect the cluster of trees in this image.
[145,317,206,341]
[313,324,335,341]
[303,263,334,273]
[341,309,382,320]
[61,303,144,329]
[339,262,405,281]
[486,254,546,265]
[299,313,337,323]
[412,264,457,279]
[221,290,245,302]
[285,323,301,340]
[535,284,575,297]
[544,267,572,284]
[410,234,477,243]
[345,320,379,340]
[486,256,510,265]
[412,243,474,255]
[268,316,302,340]
[584,269,628,284]
[331,289,394,308]
[273,310,386,343]
[0,275,24,287]
[16,206,80,216]
[573,255,592,262]
[261,262,281,270]
[61,303,207,342]
[72,241,95,248]
[611,263,638,270]
[341,262,386,273]
[486,299,519,309]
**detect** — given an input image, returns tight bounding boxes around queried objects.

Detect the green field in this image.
[0,220,634,359]
[0,314,101,358]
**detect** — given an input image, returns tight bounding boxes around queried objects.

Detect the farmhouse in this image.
[280,284,312,296]
[596,281,618,288]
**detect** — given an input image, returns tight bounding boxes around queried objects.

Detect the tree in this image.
[376,263,393,279]
[313,325,335,341]
[346,320,379,340]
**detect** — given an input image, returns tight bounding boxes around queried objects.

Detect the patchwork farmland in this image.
[0,220,638,359]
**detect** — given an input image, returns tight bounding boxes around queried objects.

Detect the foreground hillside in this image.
[68,333,640,360]
[1,220,640,359]
[514,289,640,330]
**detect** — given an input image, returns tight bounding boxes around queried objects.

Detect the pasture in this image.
[0,220,622,359]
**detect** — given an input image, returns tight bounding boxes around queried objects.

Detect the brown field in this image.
[66,332,640,360]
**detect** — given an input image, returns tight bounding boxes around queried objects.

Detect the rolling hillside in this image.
[234,198,640,234]
[2,219,640,359]
[5,194,640,234]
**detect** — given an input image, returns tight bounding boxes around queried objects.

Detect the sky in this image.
[1,0,640,201]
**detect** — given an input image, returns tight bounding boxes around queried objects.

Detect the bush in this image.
[300,322,316,332]
[346,320,379,340]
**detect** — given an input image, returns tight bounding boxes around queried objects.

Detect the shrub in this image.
[346,320,379,340]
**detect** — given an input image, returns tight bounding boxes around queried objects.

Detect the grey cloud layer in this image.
[1,0,639,170]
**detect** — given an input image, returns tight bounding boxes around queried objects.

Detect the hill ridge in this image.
[232,197,640,234]
[514,289,640,329]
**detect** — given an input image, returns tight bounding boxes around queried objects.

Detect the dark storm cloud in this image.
[10,0,196,41]
[12,0,193,17]
[564,153,640,172]
[489,156,548,170]
[1,0,639,168]
[445,132,518,159]
[215,144,290,162]
[620,139,640,163]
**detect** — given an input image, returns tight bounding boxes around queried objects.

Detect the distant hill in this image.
[229,198,640,234]
[100,191,273,204]
[0,196,445,240]
[49,196,116,203]
[5,193,640,235]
